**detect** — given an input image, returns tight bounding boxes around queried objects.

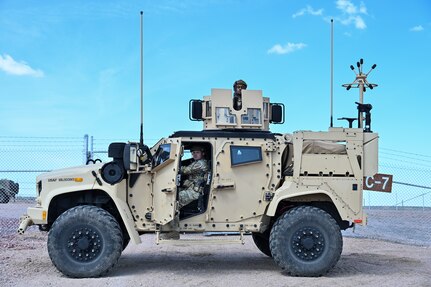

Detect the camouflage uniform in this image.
[178,159,209,208]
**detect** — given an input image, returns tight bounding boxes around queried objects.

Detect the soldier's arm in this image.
[182,160,208,175]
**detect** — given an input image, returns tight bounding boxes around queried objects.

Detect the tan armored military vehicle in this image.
[19,62,392,278]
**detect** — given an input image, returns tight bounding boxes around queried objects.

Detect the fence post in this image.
[395,192,398,211]
[83,134,89,164]
[90,136,94,160]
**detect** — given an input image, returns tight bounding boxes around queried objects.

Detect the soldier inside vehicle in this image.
[179,143,212,218]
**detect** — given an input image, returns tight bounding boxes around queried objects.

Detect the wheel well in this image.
[274,197,351,230]
[47,190,128,235]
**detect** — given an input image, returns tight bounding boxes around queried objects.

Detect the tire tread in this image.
[47,205,123,278]
[269,205,343,277]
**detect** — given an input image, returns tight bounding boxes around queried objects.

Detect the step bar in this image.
[155,231,246,245]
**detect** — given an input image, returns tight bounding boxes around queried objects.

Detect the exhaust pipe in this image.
[17,215,32,235]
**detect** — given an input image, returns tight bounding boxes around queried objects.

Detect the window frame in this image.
[152,143,175,172]
[230,145,263,167]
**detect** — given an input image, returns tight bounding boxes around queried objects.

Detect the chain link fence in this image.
[344,148,431,245]
[1,136,430,246]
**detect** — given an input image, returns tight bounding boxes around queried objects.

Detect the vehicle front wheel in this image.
[252,230,272,257]
[269,206,343,277]
[47,205,123,278]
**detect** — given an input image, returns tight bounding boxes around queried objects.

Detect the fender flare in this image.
[45,185,141,245]
[266,188,348,220]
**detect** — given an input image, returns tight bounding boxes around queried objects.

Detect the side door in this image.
[151,140,181,225]
[209,141,269,222]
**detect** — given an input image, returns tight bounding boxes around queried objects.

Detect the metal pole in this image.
[90,136,94,160]
[140,11,144,146]
[330,19,334,128]
[368,192,371,210]
[395,191,398,211]
[358,80,364,129]
[84,134,89,164]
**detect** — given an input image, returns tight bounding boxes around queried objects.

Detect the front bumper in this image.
[17,206,47,234]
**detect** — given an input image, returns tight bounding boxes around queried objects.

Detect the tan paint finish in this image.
[21,86,383,242]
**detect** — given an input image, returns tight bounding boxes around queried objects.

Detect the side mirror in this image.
[270,103,285,124]
[189,100,203,121]
[123,143,138,171]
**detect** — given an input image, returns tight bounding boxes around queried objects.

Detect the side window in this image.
[153,144,171,167]
[230,146,262,166]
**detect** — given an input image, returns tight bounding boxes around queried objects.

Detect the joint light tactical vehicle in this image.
[18,59,392,278]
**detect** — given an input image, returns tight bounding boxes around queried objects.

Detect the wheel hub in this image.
[67,226,102,262]
[291,227,324,261]
[301,237,314,250]
[77,237,90,250]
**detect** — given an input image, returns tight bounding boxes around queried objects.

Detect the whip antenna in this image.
[139,11,144,146]
[330,19,334,128]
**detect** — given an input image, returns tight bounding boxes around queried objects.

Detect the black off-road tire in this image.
[47,205,123,278]
[252,230,272,257]
[269,206,343,277]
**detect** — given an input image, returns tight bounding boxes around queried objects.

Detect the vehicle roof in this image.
[170,129,279,140]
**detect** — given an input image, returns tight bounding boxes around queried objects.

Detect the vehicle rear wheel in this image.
[47,205,123,278]
[252,230,272,257]
[269,206,342,277]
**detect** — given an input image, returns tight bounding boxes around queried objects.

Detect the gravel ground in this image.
[1,232,430,287]
[1,202,431,286]
[343,208,431,246]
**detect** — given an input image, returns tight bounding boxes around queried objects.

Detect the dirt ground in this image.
[1,231,430,287]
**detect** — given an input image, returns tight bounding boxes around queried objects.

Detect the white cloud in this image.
[336,0,362,14]
[292,5,323,18]
[336,0,368,29]
[359,2,367,14]
[410,25,424,32]
[340,15,367,29]
[337,1,355,14]
[354,16,366,29]
[0,54,44,77]
[267,43,307,55]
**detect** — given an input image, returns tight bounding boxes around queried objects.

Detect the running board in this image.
[156,231,246,245]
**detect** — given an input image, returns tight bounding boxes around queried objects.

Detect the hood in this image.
[37,163,104,182]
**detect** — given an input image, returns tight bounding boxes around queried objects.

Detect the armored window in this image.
[241,108,262,125]
[216,107,236,125]
[153,144,171,167]
[230,146,262,166]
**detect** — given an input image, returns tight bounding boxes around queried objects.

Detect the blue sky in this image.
[1,0,430,155]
